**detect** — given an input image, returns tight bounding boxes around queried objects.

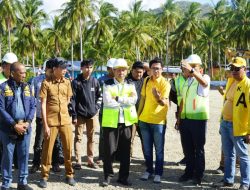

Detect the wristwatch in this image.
[190,68,195,74]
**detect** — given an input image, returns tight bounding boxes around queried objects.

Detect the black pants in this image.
[32,117,64,166]
[98,113,104,161]
[179,119,207,180]
[103,124,132,181]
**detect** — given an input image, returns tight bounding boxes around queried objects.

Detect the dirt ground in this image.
[4,90,246,189]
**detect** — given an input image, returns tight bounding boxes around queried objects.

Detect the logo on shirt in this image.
[236,92,247,108]
[91,87,95,91]
[24,86,31,97]
[4,85,13,96]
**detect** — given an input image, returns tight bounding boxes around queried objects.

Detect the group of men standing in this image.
[0,51,249,190]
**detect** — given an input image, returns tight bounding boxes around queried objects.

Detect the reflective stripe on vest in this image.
[181,79,209,120]
[174,75,185,106]
[102,84,138,128]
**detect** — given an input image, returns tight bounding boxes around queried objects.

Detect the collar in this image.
[114,78,125,85]
[51,75,65,84]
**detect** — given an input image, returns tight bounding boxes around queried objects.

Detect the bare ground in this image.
[4,90,245,189]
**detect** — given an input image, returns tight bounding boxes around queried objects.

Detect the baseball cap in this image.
[113,58,129,69]
[132,61,144,69]
[107,58,116,68]
[229,57,246,67]
[53,57,67,69]
[2,52,18,64]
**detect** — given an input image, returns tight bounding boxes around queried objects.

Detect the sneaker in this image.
[117,179,132,186]
[239,184,249,190]
[17,184,33,190]
[177,157,186,166]
[52,164,61,172]
[223,182,234,187]
[73,163,81,170]
[179,174,193,182]
[29,165,39,174]
[102,177,111,187]
[140,172,152,181]
[39,179,47,188]
[215,166,224,174]
[153,175,161,183]
[65,177,76,186]
[87,162,99,169]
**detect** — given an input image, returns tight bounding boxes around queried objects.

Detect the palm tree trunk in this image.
[218,45,222,80]
[79,17,83,61]
[191,44,194,54]
[166,30,169,66]
[26,55,29,66]
[32,51,35,76]
[209,42,213,79]
[71,35,74,78]
[8,21,11,52]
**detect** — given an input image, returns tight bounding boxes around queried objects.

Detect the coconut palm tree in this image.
[16,0,47,74]
[61,0,96,61]
[156,0,180,65]
[227,0,250,49]
[46,16,65,56]
[171,2,201,57]
[0,0,17,52]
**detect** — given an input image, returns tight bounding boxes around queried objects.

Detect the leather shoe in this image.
[87,162,99,169]
[17,184,33,190]
[117,179,132,186]
[52,164,61,172]
[39,179,47,188]
[65,177,76,186]
[179,174,193,182]
[102,177,111,187]
[29,165,39,174]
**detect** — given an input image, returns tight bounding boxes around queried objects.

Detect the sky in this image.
[42,0,220,16]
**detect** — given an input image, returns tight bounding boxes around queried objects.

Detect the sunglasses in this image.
[230,66,244,72]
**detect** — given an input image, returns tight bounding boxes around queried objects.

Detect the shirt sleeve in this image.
[141,77,148,97]
[118,84,138,106]
[197,74,210,97]
[40,80,48,99]
[103,84,120,108]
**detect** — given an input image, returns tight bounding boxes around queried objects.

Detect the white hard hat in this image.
[185,54,202,65]
[113,58,129,69]
[2,52,18,64]
[107,58,116,68]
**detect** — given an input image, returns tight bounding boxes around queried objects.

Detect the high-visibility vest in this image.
[102,83,138,128]
[0,73,7,84]
[174,75,186,106]
[181,78,209,120]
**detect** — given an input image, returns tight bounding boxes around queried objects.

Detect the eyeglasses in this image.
[230,66,244,72]
[151,67,162,71]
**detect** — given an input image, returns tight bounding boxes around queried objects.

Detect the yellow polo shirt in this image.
[139,76,170,124]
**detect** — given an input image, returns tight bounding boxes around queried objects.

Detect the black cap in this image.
[81,59,94,67]
[53,57,67,69]
[132,61,144,69]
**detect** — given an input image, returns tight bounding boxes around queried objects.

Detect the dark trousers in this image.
[179,119,207,180]
[103,124,132,181]
[32,117,64,166]
[98,113,104,161]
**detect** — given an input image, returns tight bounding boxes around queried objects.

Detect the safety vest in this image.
[0,73,7,84]
[181,78,209,120]
[102,83,138,128]
[174,75,186,106]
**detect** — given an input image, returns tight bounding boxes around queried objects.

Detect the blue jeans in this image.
[220,119,250,186]
[0,127,32,188]
[139,121,166,176]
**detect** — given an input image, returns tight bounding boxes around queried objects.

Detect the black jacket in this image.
[71,74,102,119]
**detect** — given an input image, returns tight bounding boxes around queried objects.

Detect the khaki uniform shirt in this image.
[40,76,72,126]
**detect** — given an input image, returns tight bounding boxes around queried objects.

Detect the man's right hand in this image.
[44,125,50,139]
[14,123,26,135]
[72,119,77,125]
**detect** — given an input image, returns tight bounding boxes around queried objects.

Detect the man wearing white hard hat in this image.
[97,58,116,164]
[177,54,210,185]
[0,52,18,83]
[101,58,137,187]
